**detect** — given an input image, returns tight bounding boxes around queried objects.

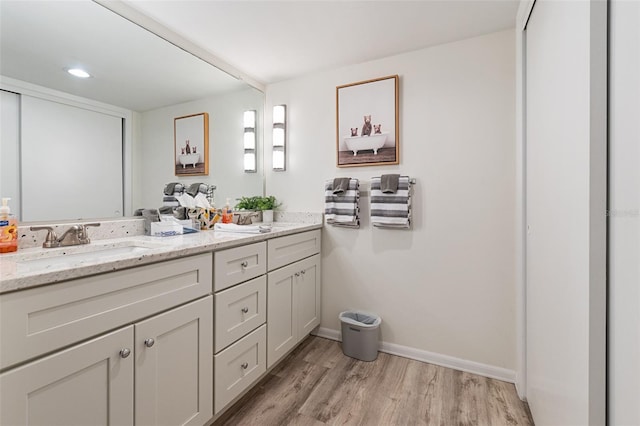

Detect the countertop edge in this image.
[1,223,322,294]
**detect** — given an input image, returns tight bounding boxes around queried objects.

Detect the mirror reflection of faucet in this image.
[235,212,259,225]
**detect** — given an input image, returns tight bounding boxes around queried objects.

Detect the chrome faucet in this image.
[235,212,259,225]
[31,223,100,248]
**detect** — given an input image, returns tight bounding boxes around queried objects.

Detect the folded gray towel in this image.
[381,174,400,194]
[158,206,174,215]
[186,182,205,197]
[174,206,188,220]
[332,177,351,195]
[163,182,180,196]
[141,209,160,235]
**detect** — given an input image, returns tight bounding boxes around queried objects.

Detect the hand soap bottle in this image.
[0,198,18,253]
[222,198,233,224]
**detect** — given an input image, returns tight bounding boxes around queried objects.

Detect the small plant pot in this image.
[262,209,273,224]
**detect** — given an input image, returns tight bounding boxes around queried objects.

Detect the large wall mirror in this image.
[0,0,264,223]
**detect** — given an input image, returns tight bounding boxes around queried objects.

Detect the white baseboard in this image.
[312,327,515,384]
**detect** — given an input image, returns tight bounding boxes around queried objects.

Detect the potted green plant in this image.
[256,195,280,223]
[235,196,262,211]
[235,196,280,224]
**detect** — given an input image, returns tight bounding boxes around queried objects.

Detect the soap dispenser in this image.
[0,197,18,253]
[222,198,233,224]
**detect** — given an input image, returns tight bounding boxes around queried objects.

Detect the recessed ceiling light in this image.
[67,68,91,78]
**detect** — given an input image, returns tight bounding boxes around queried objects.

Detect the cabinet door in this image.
[267,263,297,368]
[296,254,321,338]
[135,296,213,426]
[0,326,134,426]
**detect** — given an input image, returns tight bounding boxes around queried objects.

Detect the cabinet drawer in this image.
[267,230,321,271]
[214,242,266,292]
[0,253,212,370]
[215,276,266,352]
[214,324,266,414]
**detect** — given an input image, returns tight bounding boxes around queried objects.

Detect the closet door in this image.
[608,0,640,424]
[525,0,607,424]
[21,95,123,221]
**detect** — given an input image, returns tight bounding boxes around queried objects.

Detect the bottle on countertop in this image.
[0,197,18,253]
[222,198,233,224]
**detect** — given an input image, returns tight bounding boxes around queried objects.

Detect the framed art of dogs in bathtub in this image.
[174,112,209,176]
[336,75,399,167]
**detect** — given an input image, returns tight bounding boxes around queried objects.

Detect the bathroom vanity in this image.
[0,220,322,425]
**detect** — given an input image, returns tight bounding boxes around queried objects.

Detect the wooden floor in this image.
[215,336,534,426]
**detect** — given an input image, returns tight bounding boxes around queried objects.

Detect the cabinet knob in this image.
[241,362,248,369]
[240,260,248,268]
[301,270,306,275]
[295,272,300,277]
[120,348,131,358]
[241,307,249,314]
[144,338,155,348]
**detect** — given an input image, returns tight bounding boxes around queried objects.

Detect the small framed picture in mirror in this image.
[174,112,209,176]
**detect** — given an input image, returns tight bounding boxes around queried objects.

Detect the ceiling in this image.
[123,0,520,85]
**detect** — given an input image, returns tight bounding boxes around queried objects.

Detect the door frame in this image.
[514,0,536,400]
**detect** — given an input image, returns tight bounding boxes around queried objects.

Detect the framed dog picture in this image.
[336,75,399,167]
[174,112,209,176]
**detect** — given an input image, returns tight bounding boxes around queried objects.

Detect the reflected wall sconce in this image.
[243,110,256,173]
[272,105,286,171]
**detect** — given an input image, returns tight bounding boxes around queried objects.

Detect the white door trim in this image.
[515,0,536,401]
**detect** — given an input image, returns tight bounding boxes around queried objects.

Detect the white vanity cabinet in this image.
[267,230,322,368]
[0,253,214,426]
[0,224,323,425]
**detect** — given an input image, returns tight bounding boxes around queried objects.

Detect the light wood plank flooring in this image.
[215,336,534,426]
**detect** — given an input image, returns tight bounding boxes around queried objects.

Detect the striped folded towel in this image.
[324,179,360,228]
[163,182,185,207]
[370,176,412,228]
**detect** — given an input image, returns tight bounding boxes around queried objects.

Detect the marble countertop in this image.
[0,222,322,294]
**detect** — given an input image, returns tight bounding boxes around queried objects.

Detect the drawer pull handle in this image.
[120,348,131,358]
[241,307,249,314]
[240,260,248,268]
[144,338,155,348]
[241,362,248,369]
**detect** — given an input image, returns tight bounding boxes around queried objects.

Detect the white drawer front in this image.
[214,242,266,292]
[214,324,266,414]
[267,230,321,271]
[214,275,266,352]
[0,253,212,370]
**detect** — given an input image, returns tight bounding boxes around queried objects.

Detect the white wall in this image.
[524,0,607,424]
[135,88,263,210]
[609,0,640,424]
[266,30,516,375]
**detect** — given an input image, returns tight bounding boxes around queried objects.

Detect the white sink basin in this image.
[16,241,165,271]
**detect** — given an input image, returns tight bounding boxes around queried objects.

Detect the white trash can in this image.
[339,311,382,362]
